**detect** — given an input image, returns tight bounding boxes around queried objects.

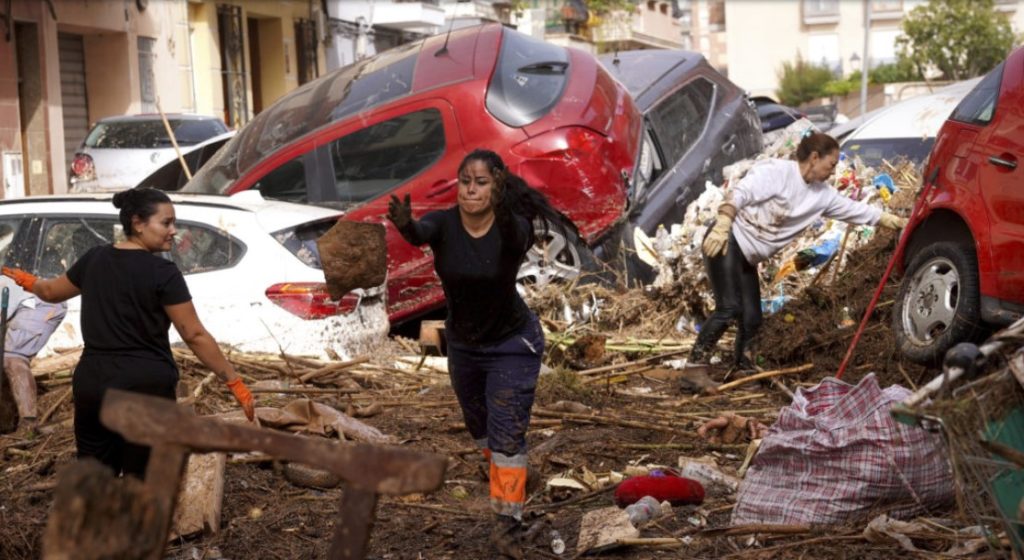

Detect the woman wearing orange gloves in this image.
[2,187,254,478]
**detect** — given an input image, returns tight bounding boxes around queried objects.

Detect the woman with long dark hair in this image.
[2,187,254,478]
[388,148,562,558]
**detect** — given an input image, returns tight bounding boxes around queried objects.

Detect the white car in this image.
[70,115,230,193]
[0,192,387,359]
[840,78,982,168]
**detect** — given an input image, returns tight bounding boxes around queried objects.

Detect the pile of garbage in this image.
[637,118,921,335]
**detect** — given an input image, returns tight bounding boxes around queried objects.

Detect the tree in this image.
[775,55,835,106]
[897,0,1015,80]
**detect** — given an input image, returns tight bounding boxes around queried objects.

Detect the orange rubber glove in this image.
[226,377,255,422]
[2,267,38,292]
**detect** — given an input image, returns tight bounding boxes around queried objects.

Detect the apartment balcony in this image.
[995,0,1018,12]
[803,0,839,25]
[328,1,446,31]
[870,0,903,21]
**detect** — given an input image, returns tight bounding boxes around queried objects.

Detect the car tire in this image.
[517,218,600,288]
[893,241,983,365]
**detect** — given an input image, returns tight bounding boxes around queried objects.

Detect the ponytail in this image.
[112,187,172,237]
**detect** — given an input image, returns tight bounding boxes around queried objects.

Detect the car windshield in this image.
[185,40,424,195]
[843,137,934,168]
[84,119,224,149]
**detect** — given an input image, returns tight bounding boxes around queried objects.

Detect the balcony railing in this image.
[803,0,839,25]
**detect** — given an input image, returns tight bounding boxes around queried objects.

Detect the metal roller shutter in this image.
[58,32,89,173]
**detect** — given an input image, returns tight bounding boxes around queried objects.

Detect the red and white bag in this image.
[732,374,954,525]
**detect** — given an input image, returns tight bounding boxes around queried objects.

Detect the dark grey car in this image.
[595,50,763,283]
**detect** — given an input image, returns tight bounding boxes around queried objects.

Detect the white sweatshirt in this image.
[727,159,882,264]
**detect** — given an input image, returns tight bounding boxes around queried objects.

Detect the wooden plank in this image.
[329,485,378,560]
[100,389,446,495]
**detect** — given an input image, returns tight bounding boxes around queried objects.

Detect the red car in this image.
[185,23,641,324]
[894,45,1024,364]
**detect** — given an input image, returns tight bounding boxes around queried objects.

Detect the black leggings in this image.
[693,229,762,364]
[72,354,177,479]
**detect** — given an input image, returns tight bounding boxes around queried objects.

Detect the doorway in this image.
[14,22,46,196]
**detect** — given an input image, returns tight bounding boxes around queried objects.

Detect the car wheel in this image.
[893,241,983,365]
[517,219,593,288]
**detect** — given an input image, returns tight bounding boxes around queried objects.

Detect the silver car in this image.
[69,114,229,193]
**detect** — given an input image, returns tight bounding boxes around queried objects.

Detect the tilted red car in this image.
[185,23,641,324]
[894,45,1024,364]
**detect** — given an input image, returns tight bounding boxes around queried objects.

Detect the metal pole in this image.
[860,0,871,117]
[0,287,8,403]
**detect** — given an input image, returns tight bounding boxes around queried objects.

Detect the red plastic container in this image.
[614,469,705,507]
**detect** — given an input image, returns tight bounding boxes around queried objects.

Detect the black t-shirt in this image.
[67,245,192,366]
[399,207,533,346]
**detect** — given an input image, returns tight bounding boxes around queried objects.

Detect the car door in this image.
[971,51,1024,303]
[315,99,465,323]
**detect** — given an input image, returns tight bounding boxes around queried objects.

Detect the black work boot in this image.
[489,515,524,559]
[688,343,712,366]
[733,354,756,372]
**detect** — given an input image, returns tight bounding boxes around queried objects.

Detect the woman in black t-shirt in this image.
[388,149,567,557]
[2,188,254,478]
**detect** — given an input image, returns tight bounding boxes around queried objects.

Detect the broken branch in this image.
[711,363,814,393]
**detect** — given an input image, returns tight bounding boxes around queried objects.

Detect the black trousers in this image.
[72,354,177,479]
[692,229,763,365]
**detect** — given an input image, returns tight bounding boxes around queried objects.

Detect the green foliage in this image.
[897,0,1015,80]
[869,60,923,83]
[776,55,835,106]
[584,0,638,15]
[822,70,862,96]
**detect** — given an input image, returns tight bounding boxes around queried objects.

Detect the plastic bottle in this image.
[624,495,662,525]
[550,530,565,554]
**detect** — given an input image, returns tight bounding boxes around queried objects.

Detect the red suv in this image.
[894,46,1024,364]
[185,24,762,325]
[186,23,641,323]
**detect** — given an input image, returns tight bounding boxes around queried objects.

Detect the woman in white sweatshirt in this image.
[689,132,907,370]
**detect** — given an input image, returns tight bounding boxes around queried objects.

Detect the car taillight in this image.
[70,153,96,182]
[265,283,358,319]
[511,126,606,160]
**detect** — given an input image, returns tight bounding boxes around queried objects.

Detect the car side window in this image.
[170,222,244,275]
[951,63,1003,125]
[0,218,23,268]
[251,156,307,203]
[327,109,445,204]
[650,78,716,163]
[37,218,117,276]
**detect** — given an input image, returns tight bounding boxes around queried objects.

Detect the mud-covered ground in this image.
[0,231,1008,559]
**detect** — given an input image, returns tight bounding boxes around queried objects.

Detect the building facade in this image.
[683,0,1024,103]
[0,0,325,198]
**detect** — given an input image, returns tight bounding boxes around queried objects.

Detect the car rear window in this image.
[84,119,225,149]
[272,219,337,269]
[486,28,569,127]
[950,63,1003,125]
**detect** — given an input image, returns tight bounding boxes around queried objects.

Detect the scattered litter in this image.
[677,457,740,493]
[575,506,638,554]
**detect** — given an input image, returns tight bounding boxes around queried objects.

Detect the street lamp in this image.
[849,52,861,73]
